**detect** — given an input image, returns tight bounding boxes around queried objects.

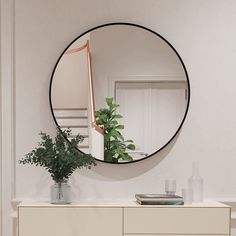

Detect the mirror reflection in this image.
[50,24,189,163]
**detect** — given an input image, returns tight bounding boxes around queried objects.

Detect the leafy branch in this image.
[19,128,96,183]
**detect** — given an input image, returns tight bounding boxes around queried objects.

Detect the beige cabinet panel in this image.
[124,207,230,234]
[124,235,230,236]
[19,207,122,236]
[18,202,231,236]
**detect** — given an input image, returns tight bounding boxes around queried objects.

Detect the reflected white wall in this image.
[90,25,185,110]
[52,35,90,109]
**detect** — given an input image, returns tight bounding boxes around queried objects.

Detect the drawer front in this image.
[124,235,230,236]
[124,207,230,234]
[19,207,122,236]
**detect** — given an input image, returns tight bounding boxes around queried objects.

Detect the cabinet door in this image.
[19,207,122,236]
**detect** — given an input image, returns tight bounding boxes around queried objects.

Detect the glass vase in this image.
[188,162,204,202]
[50,182,71,204]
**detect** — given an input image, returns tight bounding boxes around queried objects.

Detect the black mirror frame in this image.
[49,22,191,164]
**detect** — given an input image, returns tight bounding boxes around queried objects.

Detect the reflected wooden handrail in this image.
[64,43,88,55]
[86,41,95,124]
[64,40,104,136]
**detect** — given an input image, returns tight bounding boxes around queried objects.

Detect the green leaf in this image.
[112,114,123,119]
[115,125,124,130]
[121,154,133,161]
[110,103,119,110]
[110,120,118,124]
[124,140,134,143]
[127,144,135,150]
[106,97,113,107]
[110,129,124,141]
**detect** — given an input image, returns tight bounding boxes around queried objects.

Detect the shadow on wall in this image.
[78,132,179,181]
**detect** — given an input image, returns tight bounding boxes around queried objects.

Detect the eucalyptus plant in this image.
[95,97,135,163]
[19,128,96,183]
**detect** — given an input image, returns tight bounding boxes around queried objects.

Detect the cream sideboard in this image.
[18,201,231,236]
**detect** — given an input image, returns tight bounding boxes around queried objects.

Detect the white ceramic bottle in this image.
[188,162,204,202]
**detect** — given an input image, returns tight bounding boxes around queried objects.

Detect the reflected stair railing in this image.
[65,40,104,136]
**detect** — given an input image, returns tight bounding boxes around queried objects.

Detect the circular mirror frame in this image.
[49,22,191,164]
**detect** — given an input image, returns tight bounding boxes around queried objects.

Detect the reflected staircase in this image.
[54,40,104,159]
[53,108,90,153]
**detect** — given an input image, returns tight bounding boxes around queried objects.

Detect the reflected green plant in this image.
[95,97,135,163]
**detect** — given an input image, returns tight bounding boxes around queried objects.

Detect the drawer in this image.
[124,207,230,234]
[19,207,122,236]
[124,235,230,236]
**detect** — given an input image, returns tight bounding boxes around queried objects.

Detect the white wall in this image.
[14,0,236,202]
[2,0,236,235]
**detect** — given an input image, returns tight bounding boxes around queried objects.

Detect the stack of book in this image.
[135,194,184,205]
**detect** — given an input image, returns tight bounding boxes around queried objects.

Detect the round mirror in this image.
[50,23,190,164]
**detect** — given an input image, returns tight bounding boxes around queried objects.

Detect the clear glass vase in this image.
[188,162,204,202]
[50,182,71,204]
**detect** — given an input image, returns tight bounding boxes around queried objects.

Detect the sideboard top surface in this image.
[18,200,230,208]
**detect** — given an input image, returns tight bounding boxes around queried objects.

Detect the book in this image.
[135,194,184,205]
[136,199,184,205]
